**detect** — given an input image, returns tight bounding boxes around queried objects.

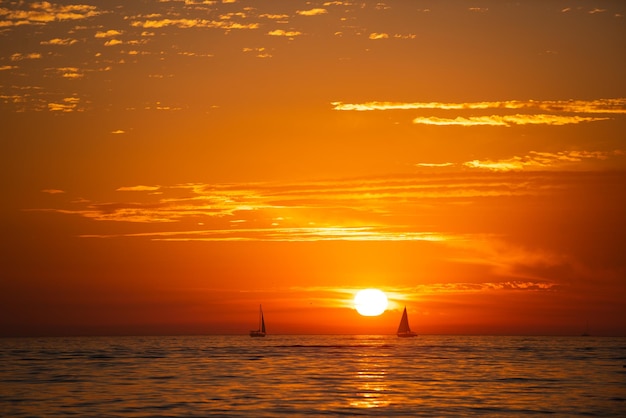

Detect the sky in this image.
[1,0,625,337]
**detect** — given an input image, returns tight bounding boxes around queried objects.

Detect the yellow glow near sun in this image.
[354,288,388,316]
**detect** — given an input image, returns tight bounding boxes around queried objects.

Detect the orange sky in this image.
[1,0,625,336]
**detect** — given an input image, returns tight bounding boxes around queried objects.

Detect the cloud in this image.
[47,97,82,112]
[401,280,557,296]
[40,38,78,46]
[34,167,623,241]
[47,67,83,79]
[393,34,416,39]
[0,2,100,26]
[104,39,123,46]
[462,150,624,171]
[417,150,624,172]
[416,162,455,168]
[41,189,65,194]
[11,53,42,61]
[332,99,624,127]
[95,30,123,38]
[268,29,302,37]
[243,47,272,58]
[296,8,328,16]
[411,114,609,127]
[259,13,289,20]
[116,185,160,192]
[368,32,389,40]
[331,99,626,113]
[85,228,454,242]
[41,66,84,79]
[142,102,183,111]
[131,18,259,30]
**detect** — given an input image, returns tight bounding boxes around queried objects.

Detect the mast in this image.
[250,304,266,337]
[260,305,265,333]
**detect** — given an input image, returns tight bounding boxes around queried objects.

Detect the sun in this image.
[354,288,388,316]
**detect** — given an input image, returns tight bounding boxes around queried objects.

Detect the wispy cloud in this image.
[95,30,123,38]
[296,8,328,16]
[417,150,623,172]
[46,67,84,79]
[412,114,609,127]
[48,97,82,112]
[332,99,625,127]
[0,2,100,26]
[131,18,259,30]
[369,32,389,40]
[387,279,558,305]
[33,167,622,241]
[40,38,79,46]
[283,278,559,310]
[243,47,272,58]
[416,162,455,168]
[116,185,160,192]
[10,53,42,61]
[259,13,290,20]
[268,29,302,37]
[332,99,626,113]
[81,228,455,243]
[462,150,624,171]
[104,39,123,47]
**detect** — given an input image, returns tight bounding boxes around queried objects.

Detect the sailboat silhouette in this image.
[397,306,417,337]
[249,305,266,337]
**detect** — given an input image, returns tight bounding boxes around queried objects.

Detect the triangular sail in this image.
[397,307,411,334]
[397,306,417,337]
[260,309,266,333]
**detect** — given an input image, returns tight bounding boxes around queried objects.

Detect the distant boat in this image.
[397,306,417,338]
[581,322,590,336]
[249,305,266,337]
[581,328,590,337]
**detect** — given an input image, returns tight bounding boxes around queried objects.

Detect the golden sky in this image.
[1,0,625,336]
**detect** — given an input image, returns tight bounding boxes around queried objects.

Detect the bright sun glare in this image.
[354,288,388,316]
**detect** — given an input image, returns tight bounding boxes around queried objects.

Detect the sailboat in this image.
[581,323,590,337]
[397,306,417,338]
[249,304,266,337]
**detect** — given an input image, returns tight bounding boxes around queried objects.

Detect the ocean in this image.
[1,335,624,417]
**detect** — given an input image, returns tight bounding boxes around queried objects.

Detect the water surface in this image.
[1,335,624,416]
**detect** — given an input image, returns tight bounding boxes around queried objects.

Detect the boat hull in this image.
[397,332,417,338]
[249,331,266,337]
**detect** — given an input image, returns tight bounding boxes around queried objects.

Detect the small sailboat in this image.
[581,323,590,337]
[397,306,417,338]
[249,304,266,337]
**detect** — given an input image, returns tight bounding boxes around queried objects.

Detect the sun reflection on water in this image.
[349,355,390,408]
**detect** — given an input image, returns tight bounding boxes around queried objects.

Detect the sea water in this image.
[1,335,624,417]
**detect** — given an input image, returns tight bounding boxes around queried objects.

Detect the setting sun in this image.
[354,289,389,316]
